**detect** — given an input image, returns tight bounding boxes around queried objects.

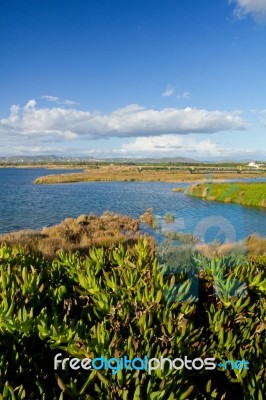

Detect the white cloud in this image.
[229,0,266,22]
[260,109,266,126]
[0,100,248,156]
[252,109,266,126]
[24,99,37,109]
[117,135,259,159]
[177,91,190,99]
[162,85,175,97]
[41,95,78,106]
[120,136,224,157]
[63,100,78,106]
[41,95,59,102]
[72,135,259,160]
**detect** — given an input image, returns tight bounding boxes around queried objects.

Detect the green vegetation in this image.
[162,230,198,244]
[186,182,266,208]
[0,238,265,399]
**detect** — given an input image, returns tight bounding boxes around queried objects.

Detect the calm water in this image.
[0,168,265,243]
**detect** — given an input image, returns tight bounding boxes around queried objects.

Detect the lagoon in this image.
[0,168,266,243]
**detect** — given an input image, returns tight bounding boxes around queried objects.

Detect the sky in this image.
[0,0,266,160]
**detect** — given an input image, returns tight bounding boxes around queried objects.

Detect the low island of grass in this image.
[33,164,266,184]
[186,182,266,208]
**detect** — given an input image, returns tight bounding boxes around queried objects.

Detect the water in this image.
[0,168,265,243]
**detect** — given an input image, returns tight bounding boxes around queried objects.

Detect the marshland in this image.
[0,164,265,399]
[33,162,266,184]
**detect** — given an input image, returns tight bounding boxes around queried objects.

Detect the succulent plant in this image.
[0,242,265,399]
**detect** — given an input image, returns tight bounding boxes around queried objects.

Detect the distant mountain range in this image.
[0,155,77,162]
[0,155,197,163]
[0,155,265,164]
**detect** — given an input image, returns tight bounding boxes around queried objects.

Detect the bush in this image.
[163,213,175,223]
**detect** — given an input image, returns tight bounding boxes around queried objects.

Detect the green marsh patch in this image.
[186,182,266,208]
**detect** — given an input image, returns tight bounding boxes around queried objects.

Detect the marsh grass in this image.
[187,182,266,208]
[33,164,266,184]
[196,241,247,259]
[0,212,153,259]
[163,212,175,223]
[246,234,266,255]
[196,234,266,258]
[139,208,156,226]
[162,230,198,243]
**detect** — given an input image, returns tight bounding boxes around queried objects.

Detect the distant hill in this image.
[105,156,198,163]
[0,155,95,163]
[0,155,197,164]
[1,155,265,165]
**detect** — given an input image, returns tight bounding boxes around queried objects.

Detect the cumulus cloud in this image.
[24,99,37,109]
[229,0,266,22]
[120,136,224,157]
[0,100,248,147]
[74,135,258,160]
[116,135,259,159]
[162,85,175,97]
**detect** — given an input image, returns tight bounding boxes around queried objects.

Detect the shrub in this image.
[163,213,175,223]
[0,213,142,259]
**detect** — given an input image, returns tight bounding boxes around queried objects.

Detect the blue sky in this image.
[0,0,266,160]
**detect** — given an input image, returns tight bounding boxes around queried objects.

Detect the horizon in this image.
[0,154,266,163]
[1,0,266,160]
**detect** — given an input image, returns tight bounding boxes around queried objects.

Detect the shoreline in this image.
[1,218,265,259]
[0,163,265,183]
[34,175,266,184]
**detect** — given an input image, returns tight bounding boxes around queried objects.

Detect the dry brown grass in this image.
[196,241,246,258]
[139,208,156,227]
[246,234,266,256]
[0,212,153,259]
[33,165,266,184]
[171,187,184,192]
[196,234,266,258]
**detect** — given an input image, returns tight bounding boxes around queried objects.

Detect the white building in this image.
[248,162,260,169]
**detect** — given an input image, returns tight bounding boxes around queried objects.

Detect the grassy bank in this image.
[33,164,266,184]
[186,182,266,208]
